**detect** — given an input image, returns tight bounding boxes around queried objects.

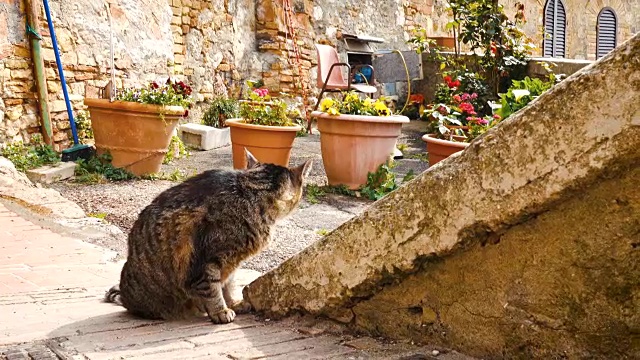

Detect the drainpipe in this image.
[25,0,53,145]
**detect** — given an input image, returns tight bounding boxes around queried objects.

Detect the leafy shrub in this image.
[202,97,239,128]
[74,152,134,183]
[1,134,59,172]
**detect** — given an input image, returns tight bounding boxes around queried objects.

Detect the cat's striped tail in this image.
[104,284,123,306]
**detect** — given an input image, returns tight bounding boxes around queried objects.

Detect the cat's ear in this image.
[245,148,259,168]
[292,159,313,181]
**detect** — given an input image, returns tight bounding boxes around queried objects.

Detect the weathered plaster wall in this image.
[425,0,639,60]
[244,33,640,358]
[501,0,639,60]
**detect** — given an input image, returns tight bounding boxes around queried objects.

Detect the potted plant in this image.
[178,96,238,150]
[226,83,302,169]
[311,92,409,189]
[84,78,192,176]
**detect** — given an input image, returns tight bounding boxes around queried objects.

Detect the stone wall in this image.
[244,33,640,358]
[1,0,437,147]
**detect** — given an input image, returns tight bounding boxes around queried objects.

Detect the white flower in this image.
[512,89,531,101]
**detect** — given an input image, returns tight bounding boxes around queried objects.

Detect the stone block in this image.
[178,123,230,150]
[26,162,76,184]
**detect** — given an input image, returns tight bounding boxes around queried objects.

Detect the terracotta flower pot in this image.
[226,118,301,169]
[84,98,185,176]
[421,133,469,166]
[312,111,409,190]
[431,36,456,50]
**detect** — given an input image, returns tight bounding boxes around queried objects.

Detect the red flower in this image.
[409,94,424,104]
[493,114,502,120]
[452,94,462,103]
[443,75,452,83]
[490,42,498,55]
[150,82,159,89]
[447,80,461,88]
[459,102,475,114]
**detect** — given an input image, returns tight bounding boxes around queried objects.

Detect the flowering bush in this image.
[424,103,501,142]
[238,82,299,127]
[116,78,193,116]
[319,92,392,117]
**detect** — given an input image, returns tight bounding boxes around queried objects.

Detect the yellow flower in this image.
[320,98,335,111]
[344,92,359,103]
[327,107,341,115]
[364,98,375,108]
[374,100,391,116]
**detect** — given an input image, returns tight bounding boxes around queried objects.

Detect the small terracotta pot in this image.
[421,133,469,166]
[431,36,456,50]
[85,98,185,176]
[312,111,409,190]
[226,118,301,169]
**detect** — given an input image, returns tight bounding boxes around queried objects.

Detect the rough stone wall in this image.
[352,165,640,358]
[244,33,640,358]
[0,0,247,149]
[1,0,438,145]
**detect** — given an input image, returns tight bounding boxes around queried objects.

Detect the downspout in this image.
[25,0,53,145]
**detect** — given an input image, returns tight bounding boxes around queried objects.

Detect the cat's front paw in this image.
[230,299,253,314]
[209,307,236,324]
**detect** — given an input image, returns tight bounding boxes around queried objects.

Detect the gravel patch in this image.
[50,122,429,272]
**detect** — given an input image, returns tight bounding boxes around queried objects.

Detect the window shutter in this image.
[543,0,567,58]
[597,8,617,59]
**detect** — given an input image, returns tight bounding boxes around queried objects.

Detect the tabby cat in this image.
[105,150,312,324]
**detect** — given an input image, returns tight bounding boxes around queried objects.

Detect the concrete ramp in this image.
[245,33,640,358]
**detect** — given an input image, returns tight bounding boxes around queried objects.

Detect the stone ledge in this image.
[178,123,230,150]
[26,162,76,184]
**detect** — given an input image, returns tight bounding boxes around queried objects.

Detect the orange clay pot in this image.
[312,111,409,190]
[422,133,469,166]
[431,36,456,50]
[226,118,301,169]
[84,98,185,176]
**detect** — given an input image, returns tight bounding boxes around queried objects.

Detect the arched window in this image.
[543,0,567,58]
[597,7,618,59]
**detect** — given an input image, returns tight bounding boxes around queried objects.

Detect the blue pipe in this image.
[42,0,79,145]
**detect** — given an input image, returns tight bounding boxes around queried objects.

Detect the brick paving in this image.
[0,201,471,360]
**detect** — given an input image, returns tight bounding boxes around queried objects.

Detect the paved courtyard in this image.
[0,201,472,360]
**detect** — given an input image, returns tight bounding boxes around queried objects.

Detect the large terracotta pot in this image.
[312,111,409,190]
[422,133,469,166]
[226,118,301,169]
[84,98,185,176]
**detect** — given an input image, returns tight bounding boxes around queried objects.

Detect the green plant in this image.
[496,75,555,119]
[0,134,60,172]
[202,97,239,128]
[163,135,190,164]
[360,161,415,201]
[397,143,409,153]
[75,110,94,142]
[74,152,135,183]
[238,82,299,127]
[446,0,535,94]
[115,78,193,111]
[305,183,326,204]
[319,92,392,116]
